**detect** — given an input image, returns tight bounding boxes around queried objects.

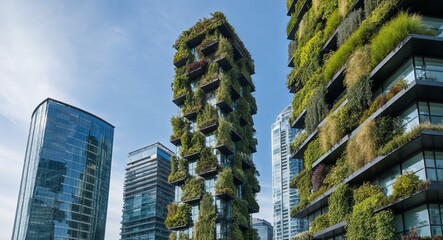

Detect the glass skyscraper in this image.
[120,142,175,240]
[12,98,114,240]
[272,106,305,239]
[252,218,273,240]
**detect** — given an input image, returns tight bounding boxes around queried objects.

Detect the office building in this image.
[120,142,175,240]
[252,218,273,240]
[286,0,443,239]
[12,98,114,240]
[167,12,260,240]
[272,106,306,239]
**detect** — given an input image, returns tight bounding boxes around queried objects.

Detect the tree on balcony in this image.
[181,177,204,202]
[168,156,187,184]
[196,105,218,130]
[196,147,218,175]
[215,168,236,197]
[216,118,234,150]
[165,203,191,229]
[170,116,189,141]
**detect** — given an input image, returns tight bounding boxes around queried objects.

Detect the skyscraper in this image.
[252,218,274,240]
[286,0,443,239]
[120,143,175,240]
[272,106,305,239]
[12,98,114,240]
[167,12,260,240]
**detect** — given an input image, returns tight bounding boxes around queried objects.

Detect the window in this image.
[425,151,443,181]
[188,161,196,176]
[205,134,216,148]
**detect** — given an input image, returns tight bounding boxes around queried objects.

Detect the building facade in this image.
[252,218,274,240]
[286,0,443,239]
[120,143,175,240]
[272,106,305,239]
[167,12,260,240]
[12,98,114,240]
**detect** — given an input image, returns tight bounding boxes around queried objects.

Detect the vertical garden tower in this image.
[286,0,443,239]
[166,12,260,240]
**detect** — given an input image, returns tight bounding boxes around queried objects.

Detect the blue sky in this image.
[0,1,292,239]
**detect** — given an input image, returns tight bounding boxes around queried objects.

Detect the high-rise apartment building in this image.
[252,218,274,240]
[12,98,114,240]
[120,142,175,240]
[167,12,260,240]
[272,106,305,239]
[286,0,443,239]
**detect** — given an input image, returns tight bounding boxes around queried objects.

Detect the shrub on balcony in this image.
[353,182,383,203]
[215,37,234,62]
[168,156,187,183]
[233,199,249,227]
[168,232,176,240]
[216,118,234,150]
[338,0,355,17]
[345,47,371,88]
[312,164,329,191]
[293,231,313,240]
[182,88,204,116]
[337,8,363,46]
[197,105,218,130]
[216,76,232,106]
[293,169,311,207]
[328,184,353,225]
[290,131,309,153]
[246,169,260,192]
[375,210,395,240]
[347,76,372,123]
[374,116,403,147]
[364,0,380,17]
[170,116,189,140]
[305,90,328,134]
[173,43,194,65]
[304,138,322,171]
[196,147,218,175]
[360,79,408,123]
[310,214,330,233]
[370,12,428,68]
[178,233,190,240]
[215,168,236,197]
[187,58,208,73]
[346,189,384,240]
[324,9,342,38]
[181,177,204,202]
[324,155,350,187]
[165,203,191,229]
[231,223,244,240]
[198,33,219,55]
[172,74,189,99]
[179,131,192,157]
[346,120,377,172]
[188,132,205,156]
[244,181,259,212]
[392,171,422,200]
[193,193,216,240]
[288,40,297,62]
[201,62,219,85]
[319,105,350,152]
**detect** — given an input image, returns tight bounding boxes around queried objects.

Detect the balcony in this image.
[313,221,346,240]
[215,55,232,71]
[248,204,259,214]
[230,86,241,100]
[324,66,345,106]
[187,66,206,80]
[182,196,201,204]
[173,57,188,68]
[291,109,307,129]
[242,157,254,170]
[200,41,219,56]
[215,143,234,155]
[287,0,310,40]
[233,173,244,184]
[292,185,337,218]
[186,33,205,48]
[198,166,219,178]
[286,0,296,16]
[172,93,186,106]
[199,122,218,134]
[239,71,255,92]
[169,176,187,186]
[183,151,200,161]
[216,100,233,113]
[231,130,242,142]
[200,78,220,92]
[170,136,181,146]
[215,192,235,201]
[292,128,319,158]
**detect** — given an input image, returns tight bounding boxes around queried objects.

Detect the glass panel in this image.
[427,168,437,181]
[436,152,443,168]
[429,204,441,224]
[418,102,430,116]
[416,225,431,237]
[384,59,414,93]
[404,205,429,230]
[432,226,443,236]
[395,214,404,232]
[422,17,443,37]
[425,58,443,72]
[402,153,424,174]
[400,104,419,132]
[415,57,425,69]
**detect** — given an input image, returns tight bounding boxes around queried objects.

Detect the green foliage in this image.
[194,193,216,240]
[172,74,189,99]
[231,223,244,240]
[392,171,422,199]
[347,76,372,124]
[345,46,372,88]
[173,44,194,64]
[196,147,218,175]
[305,89,328,133]
[310,214,330,233]
[181,177,204,202]
[290,131,309,153]
[198,32,219,57]
[378,123,443,156]
[216,118,234,149]
[168,156,188,183]
[178,233,190,240]
[353,182,383,203]
[338,0,355,17]
[324,9,342,39]
[337,8,363,46]
[165,203,191,228]
[215,37,234,63]
[292,169,311,209]
[215,168,236,197]
[346,120,377,172]
[170,116,189,140]
[328,184,353,225]
[216,75,232,106]
[182,88,204,116]
[201,62,219,85]
[292,231,313,240]
[197,105,218,129]
[237,97,251,125]
[375,210,396,240]
[244,180,260,212]
[288,40,297,62]
[370,12,429,67]
[323,0,400,80]
[233,199,249,227]
[287,13,297,36]
[324,155,350,187]
[187,131,205,156]
[364,0,381,17]
[360,79,408,123]
[311,164,329,192]
[304,138,322,171]
[346,191,385,240]
[169,232,177,240]
[374,117,403,147]
[319,104,351,152]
